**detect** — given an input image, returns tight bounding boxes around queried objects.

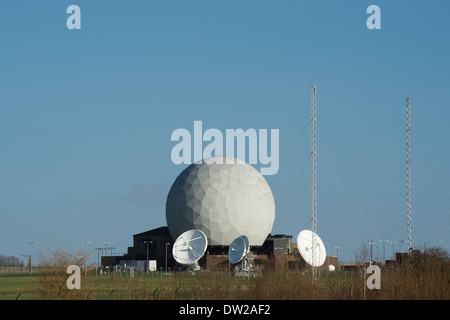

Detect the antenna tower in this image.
[406,98,412,253]
[311,86,318,279]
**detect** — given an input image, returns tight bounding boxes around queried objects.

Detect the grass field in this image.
[1,247,448,300]
[0,273,40,300]
[1,263,449,300]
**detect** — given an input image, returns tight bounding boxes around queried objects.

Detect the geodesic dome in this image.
[166,156,275,246]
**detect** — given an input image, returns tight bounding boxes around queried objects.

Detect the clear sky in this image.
[1,1,449,264]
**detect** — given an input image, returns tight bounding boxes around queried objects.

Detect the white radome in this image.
[166,156,275,246]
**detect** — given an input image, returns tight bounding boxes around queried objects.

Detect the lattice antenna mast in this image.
[311,86,318,278]
[406,98,412,253]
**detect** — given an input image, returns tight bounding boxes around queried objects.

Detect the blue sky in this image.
[0,1,449,263]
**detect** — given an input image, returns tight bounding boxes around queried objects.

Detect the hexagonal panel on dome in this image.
[166,156,275,246]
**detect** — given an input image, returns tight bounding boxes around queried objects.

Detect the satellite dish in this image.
[172,229,208,265]
[240,235,250,254]
[228,236,246,264]
[296,230,326,267]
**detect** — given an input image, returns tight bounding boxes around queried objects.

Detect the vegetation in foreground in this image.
[0,247,448,300]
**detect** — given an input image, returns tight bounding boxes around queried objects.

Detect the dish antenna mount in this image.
[228,235,260,278]
[172,229,208,272]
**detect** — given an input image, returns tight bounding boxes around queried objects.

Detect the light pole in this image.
[102,242,111,256]
[95,247,102,274]
[335,246,341,264]
[165,242,170,276]
[102,242,111,272]
[368,240,375,264]
[379,240,389,263]
[102,241,111,266]
[390,241,398,260]
[27,241,36,275]
[82,241,91,276]
[225,242,230,277]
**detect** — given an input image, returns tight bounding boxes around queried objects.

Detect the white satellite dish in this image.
[228,236,246,264]
[240,235,250,254]
[296,230,326,267]
[172,229,208,265]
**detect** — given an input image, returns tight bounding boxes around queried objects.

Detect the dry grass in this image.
[32,248,449,300]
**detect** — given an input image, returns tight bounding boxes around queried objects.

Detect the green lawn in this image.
[0,270,358,300]
[0,271,216,300]
[1,266,448,300]
[0,273,40,300]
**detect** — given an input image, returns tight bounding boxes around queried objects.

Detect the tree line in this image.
[0,255,25,268]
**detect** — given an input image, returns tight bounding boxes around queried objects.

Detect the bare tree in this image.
[37,247,88,299]
[0,255,20,272]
